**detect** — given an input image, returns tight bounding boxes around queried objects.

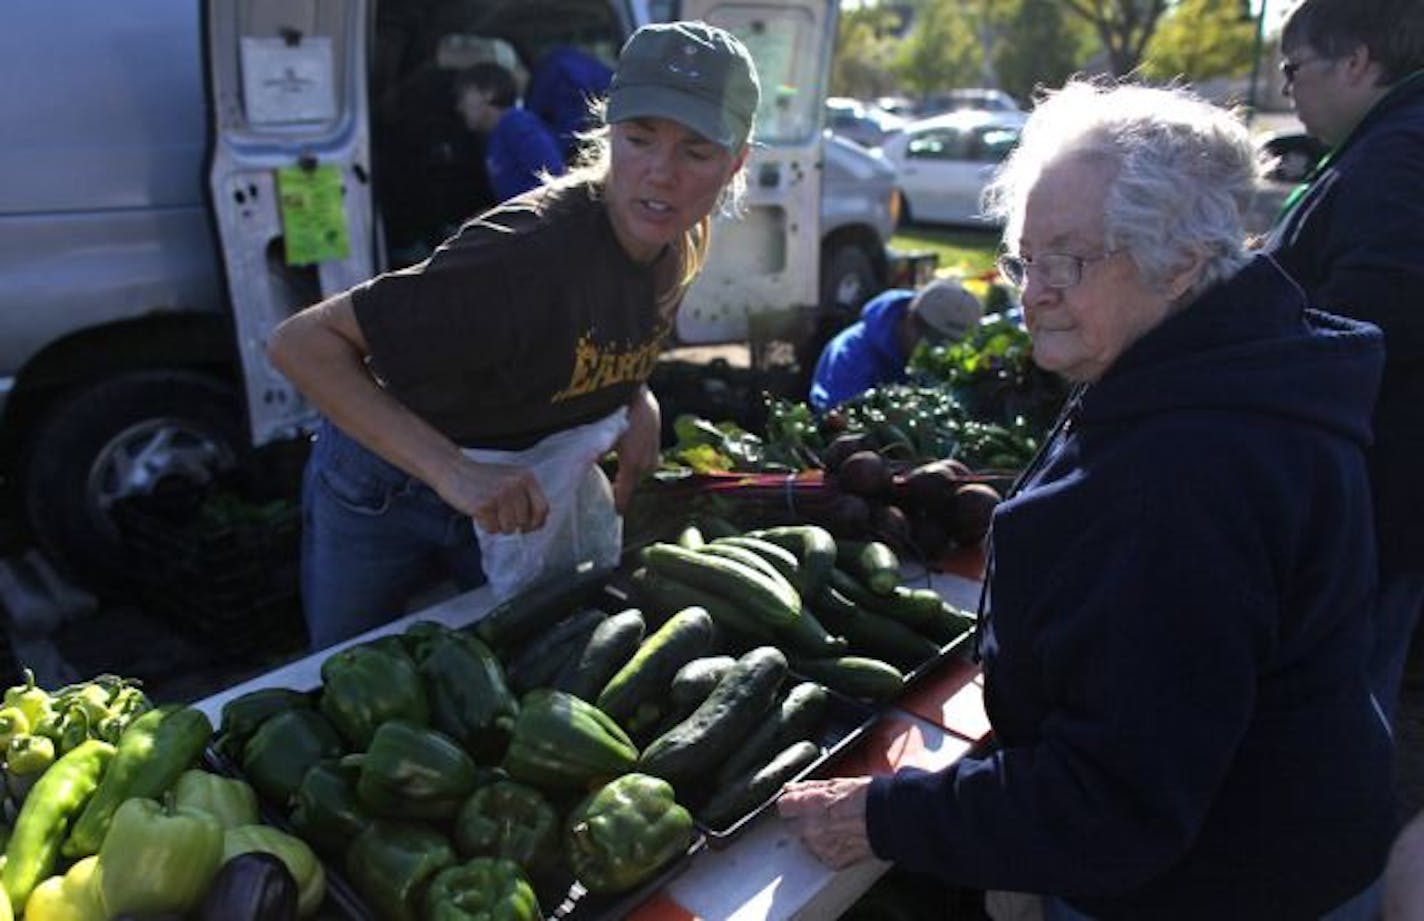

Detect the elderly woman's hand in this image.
[612,385,662,513]
[777,776,877,869]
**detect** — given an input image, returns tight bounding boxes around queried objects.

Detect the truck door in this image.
[669,0,836,344]
[206,0,375,445]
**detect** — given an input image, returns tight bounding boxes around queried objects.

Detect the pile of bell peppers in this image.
[212,620,699,920]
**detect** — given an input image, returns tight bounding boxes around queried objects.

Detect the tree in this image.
[892,0,982,95]
[831,4,905,99]
[991,0,1090,102]
[1140,0,1257,83]
[1061,0,1170,75]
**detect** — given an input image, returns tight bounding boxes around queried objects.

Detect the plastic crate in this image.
[115,488,306,657]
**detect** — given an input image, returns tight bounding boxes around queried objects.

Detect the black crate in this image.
[115,486,306,657]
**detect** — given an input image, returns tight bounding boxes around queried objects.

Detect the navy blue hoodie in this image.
[866,256,1396,918]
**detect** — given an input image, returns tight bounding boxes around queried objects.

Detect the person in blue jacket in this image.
[809,278,982,412]
[454,63,566,202]
[1264,0,1424,722]
[780,80,1396,919]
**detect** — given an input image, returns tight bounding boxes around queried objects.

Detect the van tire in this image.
[821,243,877,313]
[22,371,245,588]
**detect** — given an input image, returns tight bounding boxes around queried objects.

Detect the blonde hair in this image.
[544,99,748,313]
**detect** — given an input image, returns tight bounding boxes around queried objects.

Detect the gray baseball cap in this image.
[913,279,983,343]
[606,21,761,150]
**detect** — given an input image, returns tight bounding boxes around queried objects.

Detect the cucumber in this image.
[596,606,717,726]
[642,543,801,629]
[714,681,828,787]
[699,740,821,830]
[669,656,739,714]
[639,646,789,790]
[709,536,803,593]
[505,607,606,694]
[555,608,647,702]
[812,586,940,670]
[676,523,705,549]
[696,542,796,596]
[630,566,777,645]
[772,605,847,658]
[473,567,608,653]
[837,540,900,595]
[791,655,905,702]
[748,525,837,595]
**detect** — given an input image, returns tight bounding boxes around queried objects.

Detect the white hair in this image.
[983,80,1259,299]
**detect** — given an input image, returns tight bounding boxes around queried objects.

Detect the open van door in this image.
[206,0,376,445]
[669,0,836,344]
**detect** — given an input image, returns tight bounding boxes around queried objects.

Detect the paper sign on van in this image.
[240,36,337,125]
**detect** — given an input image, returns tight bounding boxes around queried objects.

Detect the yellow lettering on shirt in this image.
[553,322,668,402]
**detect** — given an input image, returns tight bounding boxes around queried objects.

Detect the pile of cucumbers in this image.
[488,521,976,833]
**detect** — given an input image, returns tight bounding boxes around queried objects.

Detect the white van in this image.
[1,0,909,585]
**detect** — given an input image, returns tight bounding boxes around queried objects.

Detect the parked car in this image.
[1259,131,1328,183]
[916,87,1023,117]
[824,96,907,149]
[819,131,903,312]
[881,109,1026,226]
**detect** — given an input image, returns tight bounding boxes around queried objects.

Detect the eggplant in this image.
[197,851,300,921]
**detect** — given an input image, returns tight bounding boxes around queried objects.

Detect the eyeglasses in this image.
[996,250,1122,289]
[1280,55,1329,83]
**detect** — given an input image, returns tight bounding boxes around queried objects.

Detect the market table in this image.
[193,553,990,921]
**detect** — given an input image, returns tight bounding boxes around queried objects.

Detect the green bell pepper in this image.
[172,769,259,830]
[345,821,455,921]
[21,854,103,921]
[454,780,557,875]
[65,704,214,857]
[0,708,28,752]
[2,738,113,907]
[319,644,429,750]
[423,857,541,921]
[288,760,371,857]
[564,772,694,894]
[241,708,345,805]
[4,734,51,776]
[214,687,311,759]
[345,720,478,821]
[416,628,519,762]
[222,824,326,919]
[501,690,638,792]
[97,796,224,917]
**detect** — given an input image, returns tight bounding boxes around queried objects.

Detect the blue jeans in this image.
[1371,572,1424,721]
[300,421,485,651]
[1042,878,1383,921]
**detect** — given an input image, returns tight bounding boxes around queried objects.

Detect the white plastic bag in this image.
[464,408,628,599]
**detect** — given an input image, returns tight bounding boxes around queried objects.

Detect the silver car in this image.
[881,109,1026,226]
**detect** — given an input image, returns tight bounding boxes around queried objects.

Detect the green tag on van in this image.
[277,164,349,265]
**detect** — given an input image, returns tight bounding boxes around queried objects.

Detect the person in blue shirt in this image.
[809,278,982,412]
[454,63,566,202]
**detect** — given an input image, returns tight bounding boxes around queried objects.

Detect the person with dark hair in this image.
[1266,0,1424,721]
[454,62,565,202]
[780,79,1395,919]
[269,22,758,648]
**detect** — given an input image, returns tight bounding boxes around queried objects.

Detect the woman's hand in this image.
[612,385,662,513]
[777,776,877,869]
[437,458,549,534]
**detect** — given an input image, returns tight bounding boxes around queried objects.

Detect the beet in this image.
[838,450,892,498]
[870,502,913,551]
[910,510,952,560]
[902,461,964,518]
[819,492,872,538]
[822,433,874,473]
[950,482,1001,545]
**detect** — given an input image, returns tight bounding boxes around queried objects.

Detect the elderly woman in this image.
[779,81,1396,919]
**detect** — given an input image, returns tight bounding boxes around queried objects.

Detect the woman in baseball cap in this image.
[269,22,761,649]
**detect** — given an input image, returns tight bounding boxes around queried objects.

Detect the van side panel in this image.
[0,0,224,410]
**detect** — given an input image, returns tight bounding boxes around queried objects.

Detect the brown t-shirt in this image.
[352,182,671,449]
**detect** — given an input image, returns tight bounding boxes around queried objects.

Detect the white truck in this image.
[0,0,917,585]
